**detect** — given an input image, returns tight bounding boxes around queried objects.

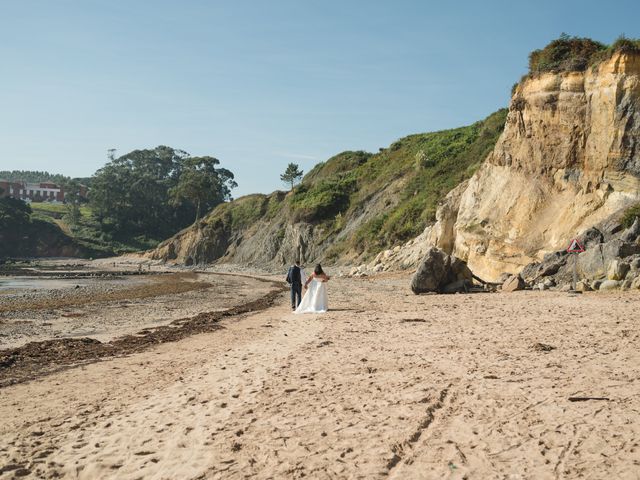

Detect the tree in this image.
[0,197,32,257]
[280,163,304,190]
[90,146,236,239]
[62,179,82,227]
[169,156,237,222]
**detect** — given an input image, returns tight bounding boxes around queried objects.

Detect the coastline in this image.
[1,273,639,478]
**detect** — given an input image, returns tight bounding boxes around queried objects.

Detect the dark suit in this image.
[286,265,302,308]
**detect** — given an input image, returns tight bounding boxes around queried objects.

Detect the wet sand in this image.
[0,271,275,350]
[1,274,639,479]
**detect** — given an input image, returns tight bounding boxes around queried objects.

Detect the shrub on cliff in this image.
[290,173,357,222]
[622,203,640,228]
[527,34,640,76]
[528,34,606,74]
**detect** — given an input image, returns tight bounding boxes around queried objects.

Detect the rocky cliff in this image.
[146,111,507,268]
[369,51,640,280]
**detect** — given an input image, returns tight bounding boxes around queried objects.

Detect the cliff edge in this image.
[374,51,640,280]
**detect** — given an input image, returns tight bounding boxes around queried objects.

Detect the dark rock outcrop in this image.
[411,247,474,294]
[519,213,640,291]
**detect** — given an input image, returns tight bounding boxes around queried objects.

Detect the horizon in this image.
[1,0,638,196]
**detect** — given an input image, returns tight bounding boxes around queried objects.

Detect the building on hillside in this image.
[0,179,87,203]
[0,180,29,200]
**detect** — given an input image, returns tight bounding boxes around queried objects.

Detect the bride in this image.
[295,264,330,314]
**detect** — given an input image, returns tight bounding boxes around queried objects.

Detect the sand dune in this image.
[1,274,639,479]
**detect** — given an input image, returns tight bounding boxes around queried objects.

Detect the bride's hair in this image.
[314,264,324,275]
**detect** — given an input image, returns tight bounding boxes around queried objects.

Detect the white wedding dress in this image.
[295,278,328,314]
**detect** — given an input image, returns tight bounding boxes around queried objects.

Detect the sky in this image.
[0,0,638,196]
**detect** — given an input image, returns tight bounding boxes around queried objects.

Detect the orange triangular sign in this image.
[566,238,585,253]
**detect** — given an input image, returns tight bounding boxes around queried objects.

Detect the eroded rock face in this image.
[519,217,640,290]
[366,53,640,281]
[429,53,640,280]
[410,247,474,294]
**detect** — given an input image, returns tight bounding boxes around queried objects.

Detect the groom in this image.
[286,259,303,310]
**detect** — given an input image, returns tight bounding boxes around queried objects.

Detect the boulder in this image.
[502,275,525,292]
[577,240,640,279]
[521,251,568,283]
[576,280,592,292]
[576,246,606,279]
[607,260,630,281]
[621,217,640,243]
[579,227,605,249]
[410,247,474,294]
[602,239,640,261]
[599,279,621,291]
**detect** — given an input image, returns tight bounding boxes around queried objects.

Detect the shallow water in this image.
[0,276,90,292]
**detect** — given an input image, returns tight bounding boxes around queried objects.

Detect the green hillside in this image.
[296,108,508,258]
[30,203,158,257]
[175,108,508,265]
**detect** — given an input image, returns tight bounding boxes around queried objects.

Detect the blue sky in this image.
[0,0,638,196]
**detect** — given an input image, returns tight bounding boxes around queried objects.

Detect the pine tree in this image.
[280,163,303,191]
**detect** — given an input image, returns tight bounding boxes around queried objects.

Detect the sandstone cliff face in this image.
[370,53,640,280]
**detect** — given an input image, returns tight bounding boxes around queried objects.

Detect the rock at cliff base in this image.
[607,260,630,281]
[621,217,640,243]
[502,275,525,292]
[521,252,568,284]
[576,280,592,292]
[599,280,621,291]
[410,247,474,294]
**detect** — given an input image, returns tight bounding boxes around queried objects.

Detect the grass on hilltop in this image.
[527,34,640,76]
[30,203,160,256]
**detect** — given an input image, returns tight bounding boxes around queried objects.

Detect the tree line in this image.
[90,146,237,241]
[2,149,306,254]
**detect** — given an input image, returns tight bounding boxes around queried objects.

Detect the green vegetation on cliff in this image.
[355,109,507,253]
[0,198,91,259]
[179,108,508,264]
[30,203,156,256]
[622,203,640,228]
[291,108,508,257]
[527,34,640,76]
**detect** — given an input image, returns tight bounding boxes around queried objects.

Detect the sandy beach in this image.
[1,272,640,479]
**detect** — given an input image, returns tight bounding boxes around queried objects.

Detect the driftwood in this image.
[472,274,501,287]
[568,396,610,402]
